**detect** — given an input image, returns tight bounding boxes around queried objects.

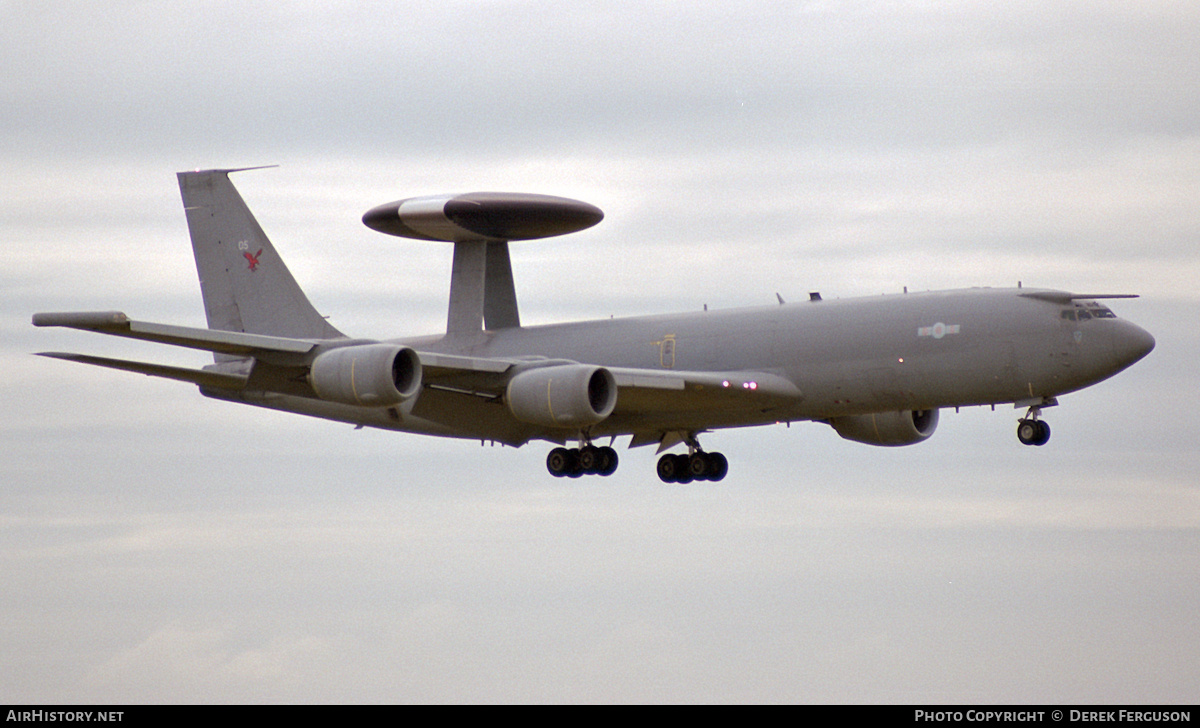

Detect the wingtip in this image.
[34,352,85,362]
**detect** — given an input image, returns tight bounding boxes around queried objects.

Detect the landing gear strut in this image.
[656,434,728,483]
[1017,405,1051,446]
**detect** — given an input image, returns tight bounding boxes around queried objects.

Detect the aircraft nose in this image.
[1111,321,1155,369]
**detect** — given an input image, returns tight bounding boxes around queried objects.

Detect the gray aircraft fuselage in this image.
[220,285,1153,446]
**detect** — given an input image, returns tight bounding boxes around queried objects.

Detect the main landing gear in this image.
[656,433,728,483]
[545,433,729,482]
[1017,404,1052,446]
[656,450,728,483]
[546,445,619,478]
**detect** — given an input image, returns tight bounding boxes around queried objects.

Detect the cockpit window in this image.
[1066,302,1118,321]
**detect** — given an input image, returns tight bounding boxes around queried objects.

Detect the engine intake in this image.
[309,344,422,407]
[506,365,617,428]
[828,409,939,446]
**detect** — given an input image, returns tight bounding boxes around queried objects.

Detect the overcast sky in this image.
[2,0,1198,703]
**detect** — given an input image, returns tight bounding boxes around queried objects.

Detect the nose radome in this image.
[1112,321,1155,369]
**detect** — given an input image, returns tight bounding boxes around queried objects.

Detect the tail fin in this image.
[178,168,344,346]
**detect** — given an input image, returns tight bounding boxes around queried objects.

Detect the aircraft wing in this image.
[34,310,802,438]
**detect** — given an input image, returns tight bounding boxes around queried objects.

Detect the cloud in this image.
[77,624,336,703]
[3,0,1197,703]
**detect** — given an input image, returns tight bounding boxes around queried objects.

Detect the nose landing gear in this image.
[1017,418,1051,446]
[1016,400,1054,446]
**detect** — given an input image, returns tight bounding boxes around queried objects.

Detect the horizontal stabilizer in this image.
[37,352,247,390]
[192,165,280,175]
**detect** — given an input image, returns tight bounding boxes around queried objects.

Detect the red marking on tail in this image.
[244,249,263,271]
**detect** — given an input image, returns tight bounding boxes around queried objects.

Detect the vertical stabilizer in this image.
[178,169,344,346]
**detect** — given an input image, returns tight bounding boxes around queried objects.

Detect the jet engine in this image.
[506,364,617,428]
[828,409,939,446]
[309,344,422,406]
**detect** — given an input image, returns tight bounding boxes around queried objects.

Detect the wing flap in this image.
[611,369,803,449]
[609,367,801,413]
[409,358,801,413]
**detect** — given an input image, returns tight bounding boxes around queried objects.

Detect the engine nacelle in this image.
[309,344,422,407]
[506,365,617,429]
[828,409,939,446]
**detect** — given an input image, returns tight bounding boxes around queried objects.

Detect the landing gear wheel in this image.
[673,454,694,484]
[657,453,685,483]
[597,446,619,476]
[1017,419,1051,446]
[1033,420,1050,446]
[578,445,603,473]
[546,447,577,477]
[705,452,729,482]
[681,452,729,482]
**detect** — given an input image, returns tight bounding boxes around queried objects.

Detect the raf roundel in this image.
[918,322,960,339]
